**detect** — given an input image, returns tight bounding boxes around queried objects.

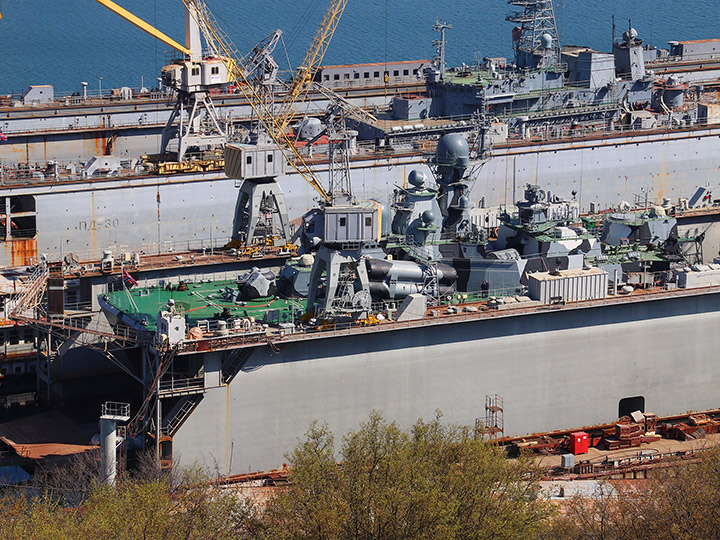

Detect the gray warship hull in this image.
[171,288,720,474]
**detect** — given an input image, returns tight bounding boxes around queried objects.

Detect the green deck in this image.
[105,280,305,330]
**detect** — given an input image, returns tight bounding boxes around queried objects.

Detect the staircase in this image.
[7,264,49,320]
[222,348,253,384]
[162,395,204,437]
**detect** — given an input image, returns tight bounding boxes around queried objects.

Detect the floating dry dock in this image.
[90,269,720,474]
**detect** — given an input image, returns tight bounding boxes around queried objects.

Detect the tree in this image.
[258,411,554,540]
[257,421,348,540]
[0,462,255,540]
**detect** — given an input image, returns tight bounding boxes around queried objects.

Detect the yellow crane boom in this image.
[182,0,333,201]
[275,0,349,135]
[92,0,190,56]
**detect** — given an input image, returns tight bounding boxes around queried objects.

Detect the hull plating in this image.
[0,125,719,266]
[171,291,720,474]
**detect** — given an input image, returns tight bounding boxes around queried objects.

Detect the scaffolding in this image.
[484,394,504,439]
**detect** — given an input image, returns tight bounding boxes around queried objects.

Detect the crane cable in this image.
[286,0,323,51]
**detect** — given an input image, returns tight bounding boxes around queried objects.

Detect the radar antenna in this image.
[506,0,561,69]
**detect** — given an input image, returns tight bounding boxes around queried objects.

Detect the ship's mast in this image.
[506,0,561,69]
[432,20,452,79]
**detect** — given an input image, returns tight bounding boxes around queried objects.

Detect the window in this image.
[365,217,372,227]
[246,155,252,165]
[353,72,360,79]
[393,70,399,76]
[403,69,409,76]
[211,66,219,74]
[339,217,347,226]
[364,72,370,78]
[344,73,350,80]
[334,74,340,80]
[413,69,418,75]
[324,75,329,81]
[374,71,380,78]
[192,67,200,76]
[11,216,36,239]
[10,196,35,213]
[267,154,273,163]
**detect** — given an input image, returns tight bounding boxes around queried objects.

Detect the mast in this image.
[506,0,561,69]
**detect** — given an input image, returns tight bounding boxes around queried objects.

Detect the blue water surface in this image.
[0,0,716,95]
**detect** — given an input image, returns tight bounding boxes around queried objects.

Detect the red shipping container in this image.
[569,431,589,455]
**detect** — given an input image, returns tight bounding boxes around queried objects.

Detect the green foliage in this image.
[259,421,348,540]
[11,413,720,540]
[258,411,553,540]
[0,469,254,540]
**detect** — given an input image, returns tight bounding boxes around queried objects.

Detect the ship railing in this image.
[163,280,720,354]
[648,51,720,66]
[0,115,169,136]
[62,300,95,314]
[275,282,720,341]
[48,236,247,275]
[157,376,205,397]
[0,87,173,110]
[502,116,688,145]
[177,329,269,353]
[498,98,619,119]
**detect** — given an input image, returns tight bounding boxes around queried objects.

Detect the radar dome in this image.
[436,133,470,168]
[458,195,470,209]
[540,33,553,49]
[421,210,435,224]
[408,170,426,187]
[297,117,323,141]
[623,28,638,42]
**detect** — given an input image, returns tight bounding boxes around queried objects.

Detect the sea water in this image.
[0,0,716,95]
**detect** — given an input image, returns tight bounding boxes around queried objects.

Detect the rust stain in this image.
[10,238,38,267]
[94,134,102,157]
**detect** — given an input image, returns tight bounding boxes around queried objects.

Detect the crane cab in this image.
[162,59,229,93]
[182,61,203,92]
[201,58,228,87]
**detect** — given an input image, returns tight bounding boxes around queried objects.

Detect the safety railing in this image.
[158,377,205,397]
[164,281,720,354]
